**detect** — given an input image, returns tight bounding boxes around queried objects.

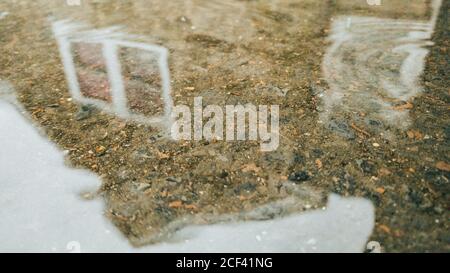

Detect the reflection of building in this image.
[52,20,173,130]
[320,0,442,130]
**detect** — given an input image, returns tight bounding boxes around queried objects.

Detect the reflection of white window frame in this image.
[52,20,173,130]
[0,11,9,19]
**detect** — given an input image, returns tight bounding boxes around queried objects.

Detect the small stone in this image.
[359,160,376,175]
[293,153,305,164]
[407,130,423,140]
[378,168,392,176]
[241,163,261,173]
[166,177,181,183]
[184,204,197,210]
[288,171,310,183]
[378,224,391,234]
[311,148,324,157]
[315,159,323,169]
[407,131,415,138]
[75,104,95,121]
[436,161,450,172]
[392,101,413,110]
[156,150,170,159]
[218,170,229,178]
[137,183,151,191]
[95,145,106,156]
[372,143,380,147]
[433,205,443,214]
[168,200,183,208]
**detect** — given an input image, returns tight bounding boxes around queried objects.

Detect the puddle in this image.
[0,0,341,246]
[320,0,442,132]
[1,0,446,252]
[0,84,374,252]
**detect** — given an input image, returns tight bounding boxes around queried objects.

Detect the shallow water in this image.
[0,98,374,252]
[0,83,374,252]
[0,0,335,245]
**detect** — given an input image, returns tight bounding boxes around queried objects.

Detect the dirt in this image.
[0,0,448,252]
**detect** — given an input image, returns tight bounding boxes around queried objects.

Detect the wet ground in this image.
[0,102,374,252]
[0,0,448,252]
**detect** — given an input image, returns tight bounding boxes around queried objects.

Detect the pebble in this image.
[95,145,106,156]
[168,200,183,208]
[218,170,229,178]
[75,104,95,121]
[436,161,450,172]
[288,171,310,183]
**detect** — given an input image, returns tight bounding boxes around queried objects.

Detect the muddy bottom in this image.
[0,0,448,252]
